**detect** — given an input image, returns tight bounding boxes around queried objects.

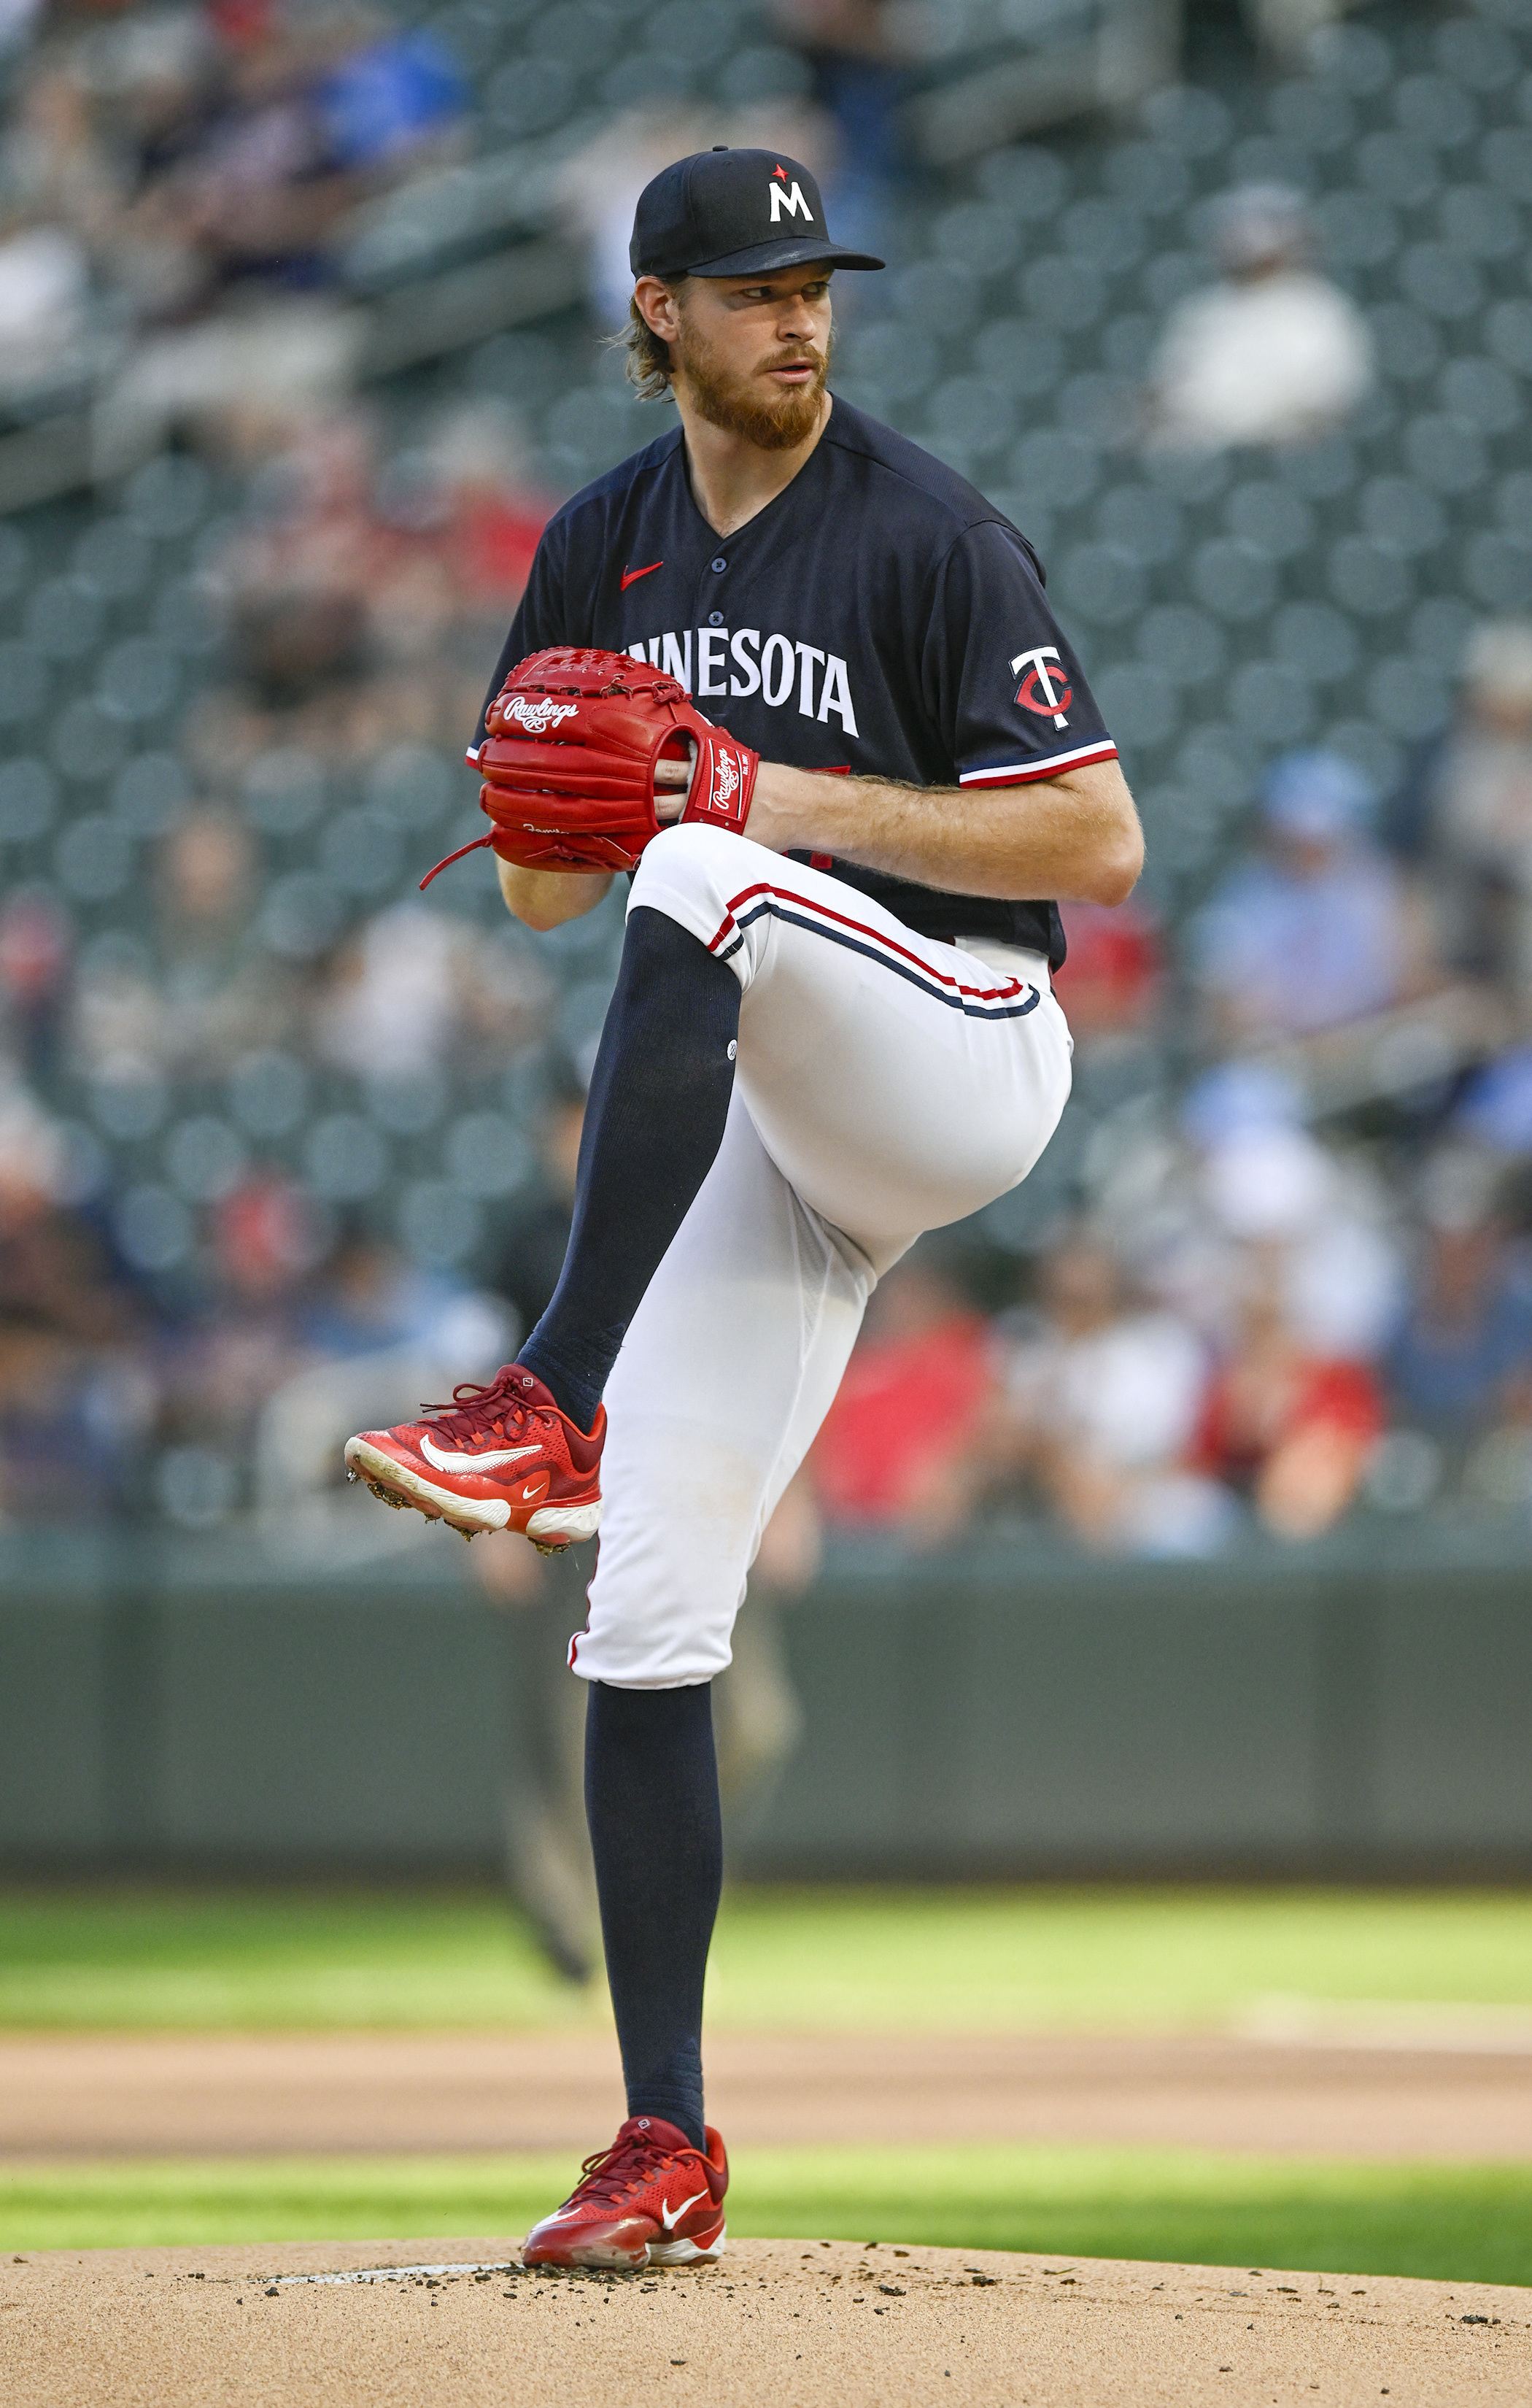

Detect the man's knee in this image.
[573,1517,746,1689]
[570,1610,737,1690]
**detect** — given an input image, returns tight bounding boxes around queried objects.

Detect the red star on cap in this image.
[773,163,787,177]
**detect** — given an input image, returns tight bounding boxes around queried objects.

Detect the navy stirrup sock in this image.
[519,906,741,1432]
[584,1680,721,2150]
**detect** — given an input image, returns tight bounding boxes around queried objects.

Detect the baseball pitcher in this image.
[347,146,1142,2268]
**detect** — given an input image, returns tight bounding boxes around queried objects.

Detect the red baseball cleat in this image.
[344,1364,603,1551]
[522,2116,729,2271]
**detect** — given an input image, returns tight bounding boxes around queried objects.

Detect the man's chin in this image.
[688,368,827,449]
[750,396,824,450]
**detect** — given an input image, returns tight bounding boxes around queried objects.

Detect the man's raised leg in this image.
[518,906,741,1430]
[344,901,743,1543]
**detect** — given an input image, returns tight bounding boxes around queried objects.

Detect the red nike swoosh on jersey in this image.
[620,560,664,590]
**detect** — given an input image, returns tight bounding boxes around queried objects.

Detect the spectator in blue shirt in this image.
[1385,1152,1532,1446]
[1194,748,1434,1048]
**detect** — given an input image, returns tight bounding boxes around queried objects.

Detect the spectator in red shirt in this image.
[1189,1261,1383,1539]
[1052,898,1163,1046]
[813,1253,995,1541]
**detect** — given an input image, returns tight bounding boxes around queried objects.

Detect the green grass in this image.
[4,2148,1528,2288]
[0,1889,587,2032]
[708,1886,1532,2031]
[2,1884,1531,2031]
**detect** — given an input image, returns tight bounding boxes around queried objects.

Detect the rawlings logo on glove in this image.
[419,647,760,887]
[500,695,580,735]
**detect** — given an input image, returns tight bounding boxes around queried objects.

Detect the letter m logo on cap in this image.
[768,166,813,224]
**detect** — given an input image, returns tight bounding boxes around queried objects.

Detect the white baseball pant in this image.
[568,824,1073,1688]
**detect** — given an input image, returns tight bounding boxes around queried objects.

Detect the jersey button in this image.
[711,556,727,573]
[708,610,724,626]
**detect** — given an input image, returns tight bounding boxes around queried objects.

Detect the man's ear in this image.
[634,275,681,344]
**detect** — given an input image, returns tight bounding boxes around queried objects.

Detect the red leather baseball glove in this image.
[420,647,759,887]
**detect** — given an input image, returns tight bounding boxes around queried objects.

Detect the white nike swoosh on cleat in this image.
[419,1436,541,1475]
[659,2189,708,2231]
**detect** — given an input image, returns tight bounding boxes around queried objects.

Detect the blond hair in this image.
[621,278,690,400]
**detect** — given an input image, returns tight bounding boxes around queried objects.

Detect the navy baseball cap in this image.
[630,147,885,280]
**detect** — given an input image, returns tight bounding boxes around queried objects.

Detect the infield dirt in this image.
[2,2234,1527,2407]
[6,2026,1531,2157]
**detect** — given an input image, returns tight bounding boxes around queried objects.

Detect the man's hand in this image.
[479,649,758,903]
[497,749,692,925]
[654,753,695,820]
[496,745,697,926]
[497,857,616,930]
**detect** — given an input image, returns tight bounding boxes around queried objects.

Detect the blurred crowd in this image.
[815,1087,1532,1557]
[0,0,912,465]
[0,0,468,444]
[0,360,561,1530]
[815,629,1532,1554]
[9,590,1532,1554]
[4,0,1532,1556]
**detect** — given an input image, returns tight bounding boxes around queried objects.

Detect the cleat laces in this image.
[419,1365,554,1448]
[564,2126,689,2212]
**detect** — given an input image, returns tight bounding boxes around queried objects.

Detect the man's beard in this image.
[673,317,830,450]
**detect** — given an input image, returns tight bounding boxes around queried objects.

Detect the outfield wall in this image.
[2,1524,1530,1878]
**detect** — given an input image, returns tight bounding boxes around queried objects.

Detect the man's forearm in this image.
[501,749,1142,925]
[742,755,1143,906]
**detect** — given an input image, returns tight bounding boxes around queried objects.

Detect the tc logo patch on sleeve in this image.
[1011,646,1072,728]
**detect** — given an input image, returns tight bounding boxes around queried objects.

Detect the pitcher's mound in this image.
[2,2235,1525,2405]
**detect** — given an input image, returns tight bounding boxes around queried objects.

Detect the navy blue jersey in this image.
[473,398,1116,967]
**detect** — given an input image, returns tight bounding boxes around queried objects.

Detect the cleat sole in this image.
[527,1500,603,1547]
[648,2220,726,2266]
[344,1437,599,1550]
[345,1441,511,1532]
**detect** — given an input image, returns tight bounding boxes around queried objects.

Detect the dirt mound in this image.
[2,2234,1525,2405]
